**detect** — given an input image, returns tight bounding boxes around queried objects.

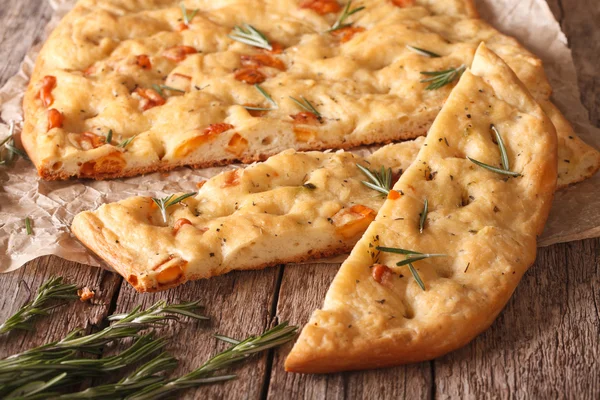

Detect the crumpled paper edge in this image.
[0,0,598,273]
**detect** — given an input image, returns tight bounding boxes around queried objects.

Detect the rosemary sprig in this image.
[420,65,466,90]
[5,372,68,399]
[357,164,392,196]
[33,353,178,400]
[117,135,138,149]
[228,24,272,51]
[376,246,447,289]
[1,335,168,398]
[151,192,197,223]
[289,96,322,121]
[407,263,426,291]
[127,322,298,400]
[25,217,33,235]
[244,84,278,111]
[328,0,365,32]
[180,3,199,26]
[0,277,78,334]
[419,198,428,233]
[0,121,29,165]
[0,300,206,398]
[406,45,440,58]
[0,300,207,369]
[467,157,521,177]
[468,125,521,177]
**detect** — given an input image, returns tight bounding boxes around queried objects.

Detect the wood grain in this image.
[106,267,282,399]
[267,263,433,400]
[433,239,600,399]
[0,255,121,358]
[0,0,599,399]
[0,0,52,87]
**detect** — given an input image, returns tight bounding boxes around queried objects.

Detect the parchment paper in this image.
[1,0,599,272]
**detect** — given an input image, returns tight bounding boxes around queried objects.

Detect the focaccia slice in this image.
[285,43,557,373]
[71,139,422,292]
[23,0,597,182]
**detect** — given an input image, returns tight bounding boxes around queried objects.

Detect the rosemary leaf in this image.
[244,84,278,111]
[375,246,422,255]
[289,96,322,120]
[127,322,298,400]
[104,129,112,144]
[328,1,365,32]
[467,157,521,177]
[408,263,426,291]
[25,217,33,236]
[228,24,272,50]
[395,253,447,267]
[0,277,78,335]
[160,85,186,94]
[151,192,197,224]
[419,198,428,233]
[0,300,207,372]
[1,121,30,166]
[357,164,392,196]
[180,3,199,25]
[406,45,440,58]
[377,247,446,290]
[491,125,509,171]
[420,65,466,90]
[151,84,164,98]
[53,353,176,399]
[117,135,138,149]
[4,140,30,161]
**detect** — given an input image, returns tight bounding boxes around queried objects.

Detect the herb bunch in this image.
[0,300,207,398]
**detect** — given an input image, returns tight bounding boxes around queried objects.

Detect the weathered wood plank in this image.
[0,0,52,86]
[108,267,281,400]
[267,263,433,399]
[554,0,600,125]
[433,239,600,399]
[0,255,121,357]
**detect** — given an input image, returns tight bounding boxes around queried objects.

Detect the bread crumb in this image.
[78,287,95,302]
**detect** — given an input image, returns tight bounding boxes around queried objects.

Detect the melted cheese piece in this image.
[285,44,557,373]
[71,138,423,292]
[23,0,598,181]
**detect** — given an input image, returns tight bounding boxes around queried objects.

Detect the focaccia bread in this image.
[23,0,598,181]
[71,139,422,292]
[285,44,558,373]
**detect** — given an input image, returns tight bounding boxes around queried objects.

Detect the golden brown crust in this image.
[285,43,558,373]
[34,126,428,181]
[24,0,596,184]
[72,212,354,292]
[71,142,422,292]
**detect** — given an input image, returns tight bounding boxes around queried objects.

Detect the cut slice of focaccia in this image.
[285,43,558,373]
[71,139,422,292]
[23,0,598,182]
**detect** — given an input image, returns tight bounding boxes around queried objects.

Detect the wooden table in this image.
[1,1,598,398]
